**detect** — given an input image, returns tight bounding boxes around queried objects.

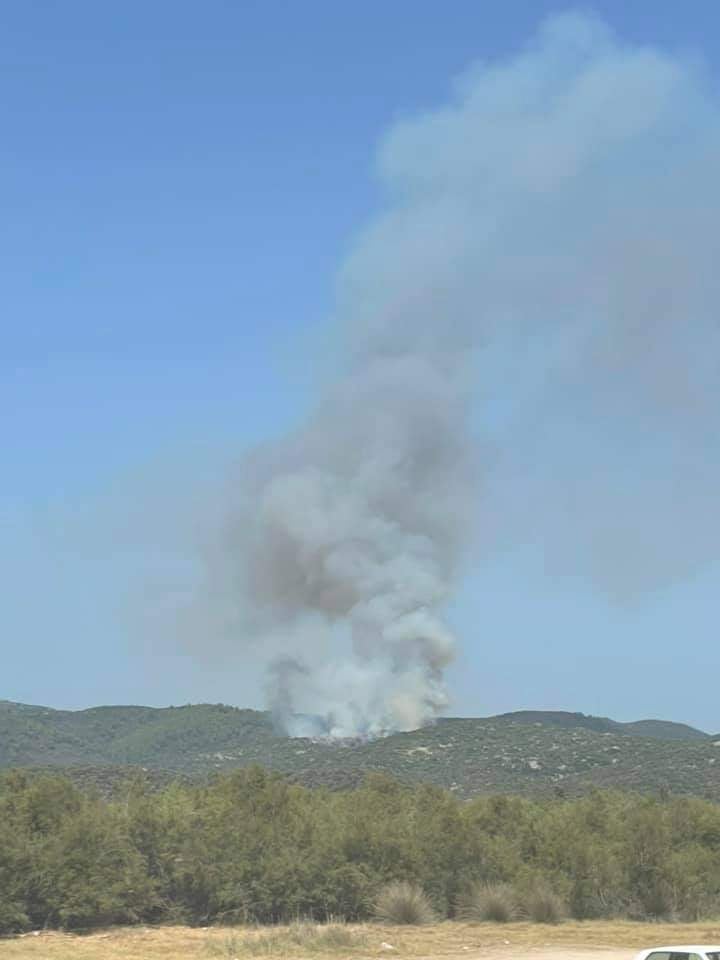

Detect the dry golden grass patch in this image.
[3,921,720,960]
[208,922,369,957]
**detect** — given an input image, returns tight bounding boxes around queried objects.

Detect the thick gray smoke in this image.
[204,351,476,737]
[184,12,720,735]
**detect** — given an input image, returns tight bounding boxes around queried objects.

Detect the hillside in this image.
[492,710,710,741]
[1,700,718,799]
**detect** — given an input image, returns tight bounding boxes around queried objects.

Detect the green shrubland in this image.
[1,767,720,934]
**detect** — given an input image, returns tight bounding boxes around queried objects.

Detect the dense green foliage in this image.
[2,767,720,934]
[2,700,719,799]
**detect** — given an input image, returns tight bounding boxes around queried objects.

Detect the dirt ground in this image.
[488,945,640,959]
[464,952,629,960]
[3,921,720,960]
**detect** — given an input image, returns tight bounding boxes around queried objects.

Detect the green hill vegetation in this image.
[493,710,710,741]
[1,700,718,799]
[0,701,720,799]
[2,767,720,934]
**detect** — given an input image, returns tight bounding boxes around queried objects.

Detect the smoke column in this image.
[205,343,477,737]
[183,12,720,735]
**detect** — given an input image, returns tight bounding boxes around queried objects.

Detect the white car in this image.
[635,948,720,960]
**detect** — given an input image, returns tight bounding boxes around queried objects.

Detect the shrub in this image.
[626,884,676,921]
[0,899,29,935]
[372,881,435,925]
[456,883,519,922]
[522,886,566,924]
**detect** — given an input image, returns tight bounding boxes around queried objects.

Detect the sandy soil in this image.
[463,951,634,960]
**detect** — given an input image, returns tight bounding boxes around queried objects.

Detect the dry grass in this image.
[3,920,720,960]
[521,887,567,924]
[456,883,519,923]
[373,882,436,925]
[207,922,368,957]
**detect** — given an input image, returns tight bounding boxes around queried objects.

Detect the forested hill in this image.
[1,699,718,799]
[492,710,710,741]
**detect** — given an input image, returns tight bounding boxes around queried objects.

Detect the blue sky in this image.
[2,2,719,731]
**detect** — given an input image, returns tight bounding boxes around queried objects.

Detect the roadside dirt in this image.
[456,951,634,960]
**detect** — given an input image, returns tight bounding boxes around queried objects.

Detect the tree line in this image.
[1,766,720,933]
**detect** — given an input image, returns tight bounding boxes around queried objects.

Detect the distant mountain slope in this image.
[494,710,709,741]
[0,700,277,768]
[621,718,710,741]
[1,700,718,799]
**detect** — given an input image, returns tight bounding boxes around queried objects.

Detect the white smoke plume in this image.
[182,12,720,735]
[200,349,476,737]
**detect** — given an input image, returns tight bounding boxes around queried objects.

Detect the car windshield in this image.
[705,954,720,959]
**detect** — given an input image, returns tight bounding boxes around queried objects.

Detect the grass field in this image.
[4,921,720,960]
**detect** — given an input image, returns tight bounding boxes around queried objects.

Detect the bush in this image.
[3,769,720,932]
[522,887,566,924]
[0,900,29,935]
[372,882,436,925]
[626,884,675,921]
[456,883,519,922]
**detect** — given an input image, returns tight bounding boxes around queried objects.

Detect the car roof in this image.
[638,948,720,955]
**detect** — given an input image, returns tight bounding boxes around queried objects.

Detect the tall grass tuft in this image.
[456,882,519,922]
[372,881,436,925]
[522,886,567,924]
